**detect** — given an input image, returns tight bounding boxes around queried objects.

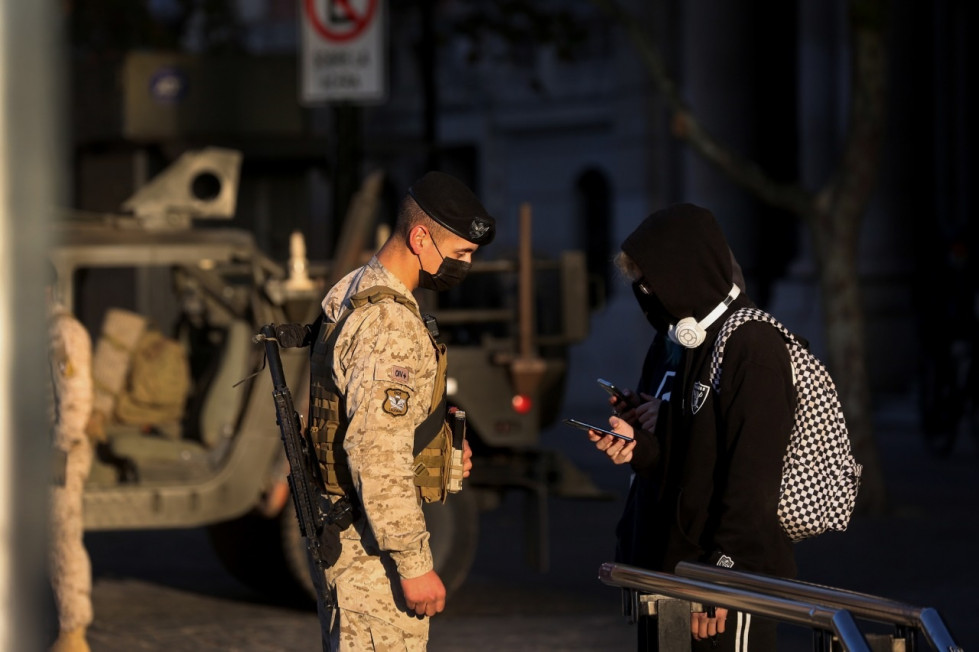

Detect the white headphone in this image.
[668,284,741,349]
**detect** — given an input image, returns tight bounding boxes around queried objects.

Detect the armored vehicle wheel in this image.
[422,488,480,595]
[208,487,480,605]
[206,506,313,607]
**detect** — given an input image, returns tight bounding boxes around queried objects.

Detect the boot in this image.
[50,627,90,652]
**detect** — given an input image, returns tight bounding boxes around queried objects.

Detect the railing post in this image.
[813,628,832,651]
[598,562,872,651]
[655,598,692,652]
[673,561,963,652]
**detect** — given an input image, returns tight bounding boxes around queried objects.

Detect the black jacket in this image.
[621,204,796,578]
[614,332,677,570]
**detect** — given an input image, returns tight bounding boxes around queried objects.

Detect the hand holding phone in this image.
[563,417,634,442]
[597,378,628,403]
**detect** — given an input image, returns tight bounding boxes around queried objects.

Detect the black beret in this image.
[408,171,495,246]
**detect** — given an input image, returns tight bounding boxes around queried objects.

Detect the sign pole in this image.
[331,103,362,247]
[300,1,386,252]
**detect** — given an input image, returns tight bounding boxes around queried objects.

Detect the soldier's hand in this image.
[462,439,473,478]
[401,570,446,617]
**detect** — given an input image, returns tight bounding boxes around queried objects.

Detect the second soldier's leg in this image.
[50,444,94,652]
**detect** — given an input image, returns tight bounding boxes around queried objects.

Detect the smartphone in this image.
[597,378,628,403]
[563,417,634,442]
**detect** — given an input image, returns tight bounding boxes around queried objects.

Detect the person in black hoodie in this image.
[589,203,796,651]
[605,249,747,650]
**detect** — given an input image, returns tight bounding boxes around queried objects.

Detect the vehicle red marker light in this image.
[511,394,533,414]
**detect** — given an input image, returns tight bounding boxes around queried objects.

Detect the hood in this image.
[621,203,735,327]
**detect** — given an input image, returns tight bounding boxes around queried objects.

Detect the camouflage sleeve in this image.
[49,313,94,452]
[337,302,436,579]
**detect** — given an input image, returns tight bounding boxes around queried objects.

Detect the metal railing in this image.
[675,561,963,652]
[598,562,871,651]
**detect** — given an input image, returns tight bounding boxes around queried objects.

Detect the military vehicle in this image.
[50,148,605,603]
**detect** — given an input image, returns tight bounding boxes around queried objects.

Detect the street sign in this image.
[300,0,386,104]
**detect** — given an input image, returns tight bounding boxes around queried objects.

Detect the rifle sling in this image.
[414,395,447,458]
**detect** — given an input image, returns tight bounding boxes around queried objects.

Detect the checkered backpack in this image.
[709,308,863,542]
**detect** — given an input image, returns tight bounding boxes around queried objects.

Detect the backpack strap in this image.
[709,307,799,392]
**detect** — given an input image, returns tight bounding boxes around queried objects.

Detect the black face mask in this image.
[632,280,673,333]
[418,241,471,292]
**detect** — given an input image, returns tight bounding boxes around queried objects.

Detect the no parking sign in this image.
[300,0,386,104]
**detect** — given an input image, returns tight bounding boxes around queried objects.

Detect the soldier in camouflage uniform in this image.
[311,171,494,651]
[47,278,98,652]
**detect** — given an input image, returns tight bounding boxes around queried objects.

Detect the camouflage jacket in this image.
[48,304,94,454]
[320,257,437,579]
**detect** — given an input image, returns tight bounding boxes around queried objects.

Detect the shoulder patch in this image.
[383,388,410,416]
[374,362,416,389]
[388,365,412,385]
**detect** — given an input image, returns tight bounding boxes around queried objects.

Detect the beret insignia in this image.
[469,218,492,241]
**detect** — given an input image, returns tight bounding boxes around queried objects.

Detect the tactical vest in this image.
[307,286,453,504]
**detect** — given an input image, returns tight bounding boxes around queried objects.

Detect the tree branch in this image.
[590,0,812,216]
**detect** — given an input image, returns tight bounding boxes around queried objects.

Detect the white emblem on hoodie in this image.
[691,381,710,415]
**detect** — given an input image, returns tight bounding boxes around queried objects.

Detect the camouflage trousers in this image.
[50,442,94,634]
[311,526,429,651]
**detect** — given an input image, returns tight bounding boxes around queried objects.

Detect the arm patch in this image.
[382,387,410,416]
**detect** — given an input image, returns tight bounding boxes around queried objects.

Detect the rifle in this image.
[256,323,351,601]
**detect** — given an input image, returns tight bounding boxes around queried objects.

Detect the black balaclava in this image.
[621,203,734,334]
[631,280,674,333]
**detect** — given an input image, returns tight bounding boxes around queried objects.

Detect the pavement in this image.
[431,393,979,650]
[784,397,979,649]
[73,393,978,651]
